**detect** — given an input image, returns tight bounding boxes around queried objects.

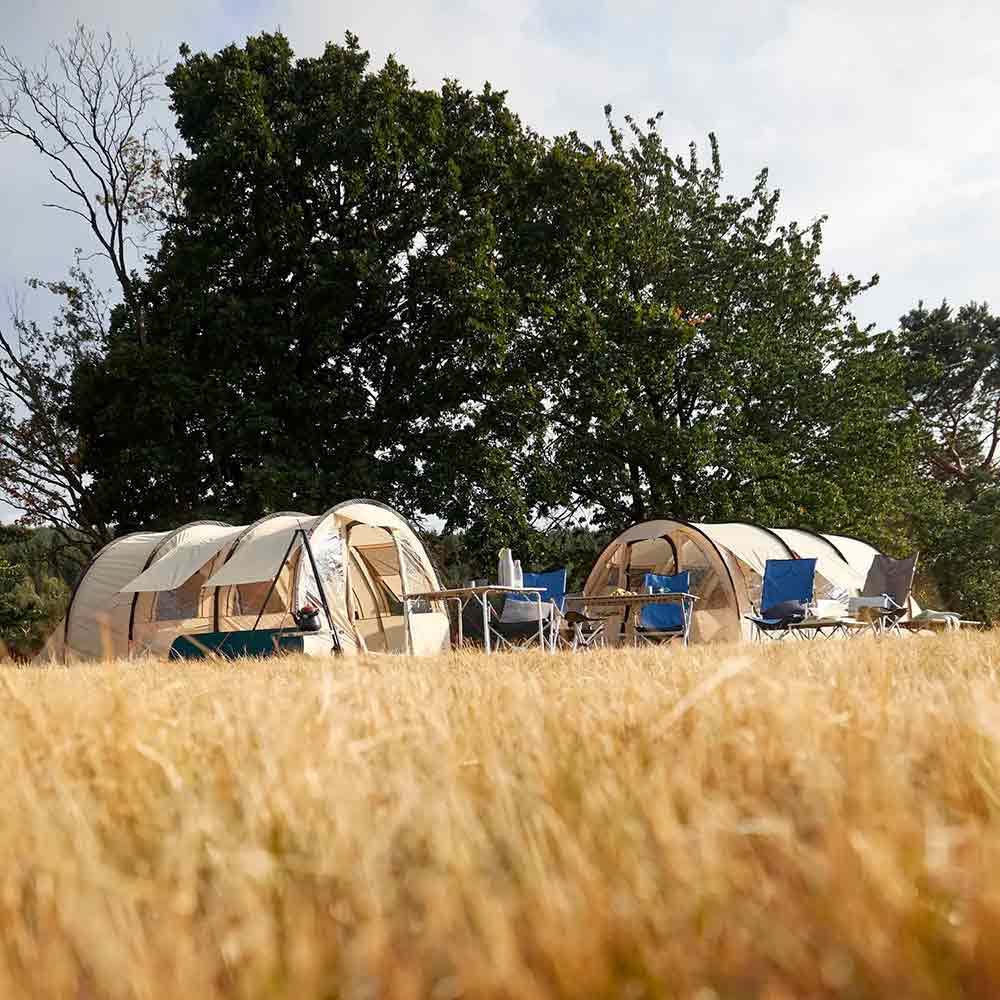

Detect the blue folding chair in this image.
[633,571,692,645]
[746,558,816,640]
[520,569,567,612]
[495,568,567,649]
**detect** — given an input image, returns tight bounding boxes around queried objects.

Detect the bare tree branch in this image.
[0,260,113,558]
[0,26,182,555]
[0,24,175,347]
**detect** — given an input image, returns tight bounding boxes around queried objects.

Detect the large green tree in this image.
[0,527,77,657]
[522,112,922,538]
[67,32,922,572]
[70,33,551,548]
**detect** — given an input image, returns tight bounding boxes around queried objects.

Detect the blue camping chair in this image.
[495,568,568,649]
[745,558,817,640]
[634,571,692,645]
[520,569,567,612]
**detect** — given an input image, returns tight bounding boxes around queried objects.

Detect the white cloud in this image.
[3,0,999,334]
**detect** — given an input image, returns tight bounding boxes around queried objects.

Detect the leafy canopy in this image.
[67,32,923,571]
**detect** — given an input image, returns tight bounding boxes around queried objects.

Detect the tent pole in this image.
[300,530,343,655]
[252,531,300,631]
[389,529,414,656]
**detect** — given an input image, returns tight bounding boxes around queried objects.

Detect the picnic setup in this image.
[34,510,982,664]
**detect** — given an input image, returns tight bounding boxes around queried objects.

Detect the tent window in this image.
[355,543,400,580]
[399,536,435,609]
[599,544,626,591]
[733,559,761,610]
[674,536,718,602]
[153,570,211,621]
[300,532,344,609]
[626,537,676,589]
[348,550,382,620]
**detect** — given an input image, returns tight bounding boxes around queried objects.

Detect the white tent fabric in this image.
[120,524,244,593]
[774,528,867,594]
[63,531,169,661]
[823,534,881,580]
[693,522,793,576]
[204,516,319,588]
[327,502,408,531]
[38,502,449,663]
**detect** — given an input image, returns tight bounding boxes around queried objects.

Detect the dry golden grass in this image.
[4,635,1000,997]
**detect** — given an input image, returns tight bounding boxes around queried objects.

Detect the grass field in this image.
[3,634,1000,998]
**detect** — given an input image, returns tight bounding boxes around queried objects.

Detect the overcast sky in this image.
[3,0,999,334]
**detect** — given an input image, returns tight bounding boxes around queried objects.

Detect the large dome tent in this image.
[37,500,449,662]
[583,519,904,643]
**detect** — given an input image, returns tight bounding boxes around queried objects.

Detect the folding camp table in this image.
[564,593,699,647]
[401,585,547,654]
[775,616,869,640]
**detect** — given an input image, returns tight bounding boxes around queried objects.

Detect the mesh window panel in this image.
[675,532,735,643]
[399,536,435,611]
[356,543,400,578]
[300,533,344,608]
[348,551,381,620]
[154,572,209,621]
[356,550,403,615]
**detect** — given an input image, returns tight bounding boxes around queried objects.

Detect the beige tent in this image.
[583,520,909,643]
[39,500,449,662]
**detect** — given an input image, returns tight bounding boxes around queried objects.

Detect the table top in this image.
[565,592,698,607]
[402,585,545,601]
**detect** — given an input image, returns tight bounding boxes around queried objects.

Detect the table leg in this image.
[482,592,491,655]
[453,597,463,648]
[624,605,637,647]
[535,592,545,651]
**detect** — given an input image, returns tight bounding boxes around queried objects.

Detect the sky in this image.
[3,0,1000,332]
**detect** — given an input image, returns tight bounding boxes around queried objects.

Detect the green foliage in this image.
[894,302,1000,621]
[896,301,1000,490]
[0,557,68,660]
[57,31,932,584]
[70,32,550,553]
[529,111,923,535]
[1,254,113,557]
[0,527,74,657]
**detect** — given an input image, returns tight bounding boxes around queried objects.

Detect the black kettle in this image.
[292,606,322,632]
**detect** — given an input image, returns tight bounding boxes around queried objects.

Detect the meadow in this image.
[3,635,1000,998]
